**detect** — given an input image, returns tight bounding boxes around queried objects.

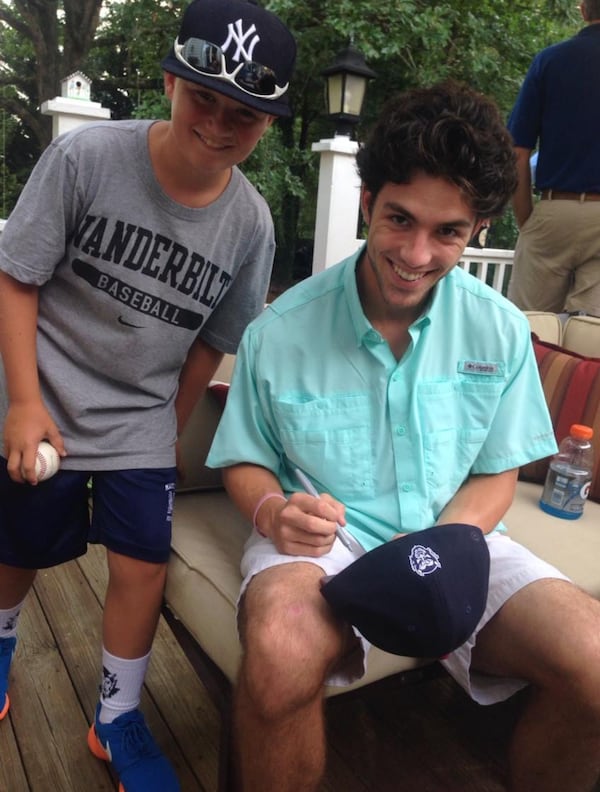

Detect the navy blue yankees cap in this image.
[321,523,490,658]
[161,0,296,117]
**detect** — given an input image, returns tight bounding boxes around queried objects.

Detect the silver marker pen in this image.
[293,467,354,551]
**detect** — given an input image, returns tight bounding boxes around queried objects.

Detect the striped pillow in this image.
[519,335,600,503]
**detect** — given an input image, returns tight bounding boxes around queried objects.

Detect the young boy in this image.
[0,1,295,789]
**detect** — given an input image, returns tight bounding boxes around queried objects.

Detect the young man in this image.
[0,1,295,790]
[207,81,600,791]
[507,0,600,316]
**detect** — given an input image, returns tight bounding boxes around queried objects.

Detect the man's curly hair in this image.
[356,80,517,220]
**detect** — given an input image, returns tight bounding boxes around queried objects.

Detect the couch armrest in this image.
[176,353,235,492]
[177,389,224,492]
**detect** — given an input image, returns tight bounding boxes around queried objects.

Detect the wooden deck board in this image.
[8,581,113,791]
[0,702,31,792]
[325,676,517,792]
[0,541,553,792]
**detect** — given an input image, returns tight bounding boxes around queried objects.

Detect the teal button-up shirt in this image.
[207,249,557,552]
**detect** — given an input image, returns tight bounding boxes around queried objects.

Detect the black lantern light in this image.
[321,43,376,137]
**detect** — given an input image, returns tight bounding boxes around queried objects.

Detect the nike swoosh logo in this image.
[118,316,145,329]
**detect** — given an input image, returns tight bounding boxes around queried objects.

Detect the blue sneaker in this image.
[0,636,16,720]
[87,703,180,792]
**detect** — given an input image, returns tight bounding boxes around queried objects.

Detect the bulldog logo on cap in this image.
[409,544,442,577]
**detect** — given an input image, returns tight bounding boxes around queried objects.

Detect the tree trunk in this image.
[4,0,103,150]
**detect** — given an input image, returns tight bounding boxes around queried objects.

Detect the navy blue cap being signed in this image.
[321,524,490,658]
[161,0,296,117]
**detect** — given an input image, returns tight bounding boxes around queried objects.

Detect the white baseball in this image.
[34,441,61,481]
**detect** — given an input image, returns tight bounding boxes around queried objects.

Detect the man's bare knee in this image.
[239,564,345,719]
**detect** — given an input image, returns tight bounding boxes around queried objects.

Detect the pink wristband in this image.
[252,492,287,536]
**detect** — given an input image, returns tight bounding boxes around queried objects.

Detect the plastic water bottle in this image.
[539,424,594,520]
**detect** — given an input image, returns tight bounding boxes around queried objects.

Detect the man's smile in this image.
[390,261,432,282]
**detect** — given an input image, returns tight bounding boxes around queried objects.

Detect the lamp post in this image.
[311,44,375,273]
[321,43,376,138]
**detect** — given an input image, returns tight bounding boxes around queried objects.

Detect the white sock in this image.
[98,647,151,724]
[0,600,25,640]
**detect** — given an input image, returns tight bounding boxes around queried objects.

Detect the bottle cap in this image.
[570,424,594,440]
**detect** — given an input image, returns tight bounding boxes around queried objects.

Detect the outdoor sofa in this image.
[163,310,600,790]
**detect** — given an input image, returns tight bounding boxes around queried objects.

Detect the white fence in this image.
[458,246,514,295]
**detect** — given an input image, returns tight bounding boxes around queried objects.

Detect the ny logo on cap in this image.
[409,544,442,577]
[222,19,260,62]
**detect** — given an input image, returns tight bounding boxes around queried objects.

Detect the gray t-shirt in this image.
[0,120,275,469]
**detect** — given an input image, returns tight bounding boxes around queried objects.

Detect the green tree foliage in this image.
[261,0,579,280]
[0,0,582,282]
[83,0,185,119]
[0,0,104,149]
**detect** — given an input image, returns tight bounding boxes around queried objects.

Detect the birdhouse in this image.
[42,71,110,138]
[61,71,92,101]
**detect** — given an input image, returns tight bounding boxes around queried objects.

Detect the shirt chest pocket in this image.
[418,379,504,498]
[273,393,374,498]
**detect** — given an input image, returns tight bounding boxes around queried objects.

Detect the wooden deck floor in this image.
[0,543,535,792]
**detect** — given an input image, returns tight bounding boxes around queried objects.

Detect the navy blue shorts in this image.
[0,460,177,569]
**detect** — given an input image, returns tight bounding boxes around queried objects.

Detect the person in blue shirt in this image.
[207,81,600,792]
[507,0,600,317]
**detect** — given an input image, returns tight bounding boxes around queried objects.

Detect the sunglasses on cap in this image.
[174,37,288,99]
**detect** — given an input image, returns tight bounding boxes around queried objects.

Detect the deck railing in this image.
[458,246,514,296]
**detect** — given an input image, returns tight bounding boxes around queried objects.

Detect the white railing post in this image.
[311,136,364,273]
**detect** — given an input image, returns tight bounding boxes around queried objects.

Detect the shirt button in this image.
[401,483,413,493]
[395,425,406,436]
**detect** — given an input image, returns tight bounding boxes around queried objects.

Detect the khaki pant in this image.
[507,198,600,316]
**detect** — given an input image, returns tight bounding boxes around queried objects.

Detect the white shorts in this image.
[239,531,569,705]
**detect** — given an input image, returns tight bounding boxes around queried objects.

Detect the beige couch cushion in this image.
[524,310,563,345]
[166,492,245,683]
[504,481,600,598]
[167,491,428,693]
[562,315,600,358]
[212,353,236,384]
